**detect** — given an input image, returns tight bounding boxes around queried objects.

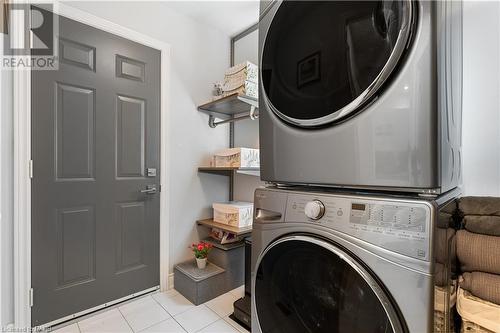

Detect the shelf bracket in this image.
[208,115,217,128]
[249,105,258,120]
[199,94,259,128]
[208,113,257,128]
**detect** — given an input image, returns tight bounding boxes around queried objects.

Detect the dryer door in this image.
[261,0,414,127]
[253,235,404,333]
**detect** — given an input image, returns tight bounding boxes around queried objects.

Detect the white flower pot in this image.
[196,257,207,269]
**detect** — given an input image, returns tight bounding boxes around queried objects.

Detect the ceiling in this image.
[162,1,259,36]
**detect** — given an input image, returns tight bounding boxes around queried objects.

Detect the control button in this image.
[305,200,325,220]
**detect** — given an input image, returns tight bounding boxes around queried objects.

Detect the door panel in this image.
[56,206,96,289]
[116,95,146,178]
[59,38,96,72]
[55,83,96,181]
[116,55,146,82]
[32,9,161,326]
[115,201,146,274]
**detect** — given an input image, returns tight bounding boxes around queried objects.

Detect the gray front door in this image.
[31,10,161,326]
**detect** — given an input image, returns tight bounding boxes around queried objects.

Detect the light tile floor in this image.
[52,286,249,333]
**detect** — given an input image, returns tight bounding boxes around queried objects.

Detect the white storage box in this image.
[213,148,259,168]
[213,201,254,227]
[224,61,258,84]
[222,80,258,99]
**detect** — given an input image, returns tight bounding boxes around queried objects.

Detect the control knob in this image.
[304,200,325,220]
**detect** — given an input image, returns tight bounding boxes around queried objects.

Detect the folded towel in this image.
[461,272,500,306]
[459,197,500,216]
[456,230,500,275]
[463,215,500,237]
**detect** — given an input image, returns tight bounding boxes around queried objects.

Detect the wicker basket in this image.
[457,287,500,332]
[461,320,494,333]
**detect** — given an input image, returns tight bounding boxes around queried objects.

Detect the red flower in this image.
[197,244,204,251]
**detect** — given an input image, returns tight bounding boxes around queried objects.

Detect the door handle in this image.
[140,185,157,194]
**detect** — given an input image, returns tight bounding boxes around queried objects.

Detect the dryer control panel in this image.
[283,192,432,261]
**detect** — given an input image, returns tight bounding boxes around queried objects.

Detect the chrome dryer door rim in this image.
[260,0,416,128]
[252,235,404,332]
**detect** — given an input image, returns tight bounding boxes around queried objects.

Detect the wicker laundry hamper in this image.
[457,287,500,333]
[435,282,457,332]
[461,320,494,333]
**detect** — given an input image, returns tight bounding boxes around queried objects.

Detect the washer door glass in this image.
[254,237,401,333]
[261,0,413,127]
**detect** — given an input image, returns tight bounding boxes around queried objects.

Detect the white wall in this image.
[462,1,500,196]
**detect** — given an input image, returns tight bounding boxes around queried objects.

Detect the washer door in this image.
[254,235,404,333]
[261,0,414,127]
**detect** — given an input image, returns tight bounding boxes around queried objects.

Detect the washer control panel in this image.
[284,193,432,261]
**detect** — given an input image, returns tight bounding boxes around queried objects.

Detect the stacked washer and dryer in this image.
[252,1,463,333]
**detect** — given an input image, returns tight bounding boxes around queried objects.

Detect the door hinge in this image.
[29,160,33,179]
[29,288,34,307]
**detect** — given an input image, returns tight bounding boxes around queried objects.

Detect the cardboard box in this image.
[224,61,258,83]
[213,148,259,168]
[222,80,258,99]
[213,201,254,227]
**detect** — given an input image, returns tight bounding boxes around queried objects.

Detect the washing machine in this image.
[251,187,460,333]
[258,0,463,195]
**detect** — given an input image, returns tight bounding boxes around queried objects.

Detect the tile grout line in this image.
[152,292,196,318]
[150,292,180,317]
[170,315,188,333]
[149,292,188,332]
[76,322,82,333]
[206,293,240,318]
[123,296,173,333]
[191,305,224,333]
[135,318,171,333]
[138,294,175,331]
[117,304,136,333]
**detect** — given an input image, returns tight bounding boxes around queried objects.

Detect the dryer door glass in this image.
[261,0,413,127]
[254,237,402,333]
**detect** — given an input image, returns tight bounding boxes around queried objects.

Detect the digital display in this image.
[352,203,366,211]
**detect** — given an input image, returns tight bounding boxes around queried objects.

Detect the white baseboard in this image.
[168,273,174,290]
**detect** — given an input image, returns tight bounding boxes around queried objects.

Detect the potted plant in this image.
[191,242,213,269]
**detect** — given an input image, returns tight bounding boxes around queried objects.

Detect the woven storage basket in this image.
[435,310,456,332]
[461,320,494,333]
[457,287,500,332]
[434,282,457,332]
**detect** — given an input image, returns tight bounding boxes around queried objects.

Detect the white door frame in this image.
[13,2,172,328]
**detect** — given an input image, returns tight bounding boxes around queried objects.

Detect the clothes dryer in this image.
[259,0,463,194]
